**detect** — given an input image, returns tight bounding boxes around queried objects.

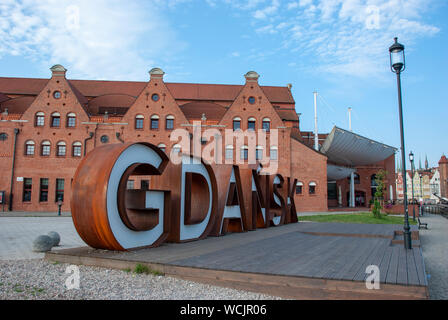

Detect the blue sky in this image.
[1,0,447,168]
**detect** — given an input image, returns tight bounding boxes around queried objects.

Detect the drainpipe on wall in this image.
[84,132,94,156]
[9,128,19,211]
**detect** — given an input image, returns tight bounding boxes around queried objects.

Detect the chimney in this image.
[50,64,67,78]
[244,71,260,83]
[149,68,165,80]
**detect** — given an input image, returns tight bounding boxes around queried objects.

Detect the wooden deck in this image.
[46,222,428,299]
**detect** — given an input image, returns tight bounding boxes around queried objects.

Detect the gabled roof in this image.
[0,96,36,114]
[0,77,295,104]
[0,92,9,103]
[179,101,227,121]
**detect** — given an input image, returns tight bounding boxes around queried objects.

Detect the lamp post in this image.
[389,37,412,249]
[409,151,416,221]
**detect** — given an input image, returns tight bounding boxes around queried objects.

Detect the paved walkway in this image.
[0,217,85,260]
[419,213,448,300]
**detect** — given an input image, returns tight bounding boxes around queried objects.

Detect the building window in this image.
[158,144,166,153]
[240,146,248,160]
[233,117,241,131]
[127,180,134,190]
[166,115,174,130]
[53,91,62,99]
[135,115,144,129]
[100,135,109,144]
[67,113,76,127]
[0,132,7,141]
[225,145,234,160]
[25,140,35,155]
[51,112,61,127]
[41,141,51,156]
[23,178,32,202]
[35,112,45,127]
[57,141,66,157]
[371,174,378,198]
[248,96,256,104]
[152,94,160,102]
[39,178,49,202]
[309,182,317,195]
[327,182,337,200]
[141,180,149,190]
[270,146,278,160]
[73,142,82,157]
[296,181,303,194]
[256,146,263,160]
[248,117,256,131]
[151,115,159,130]
[262,118,271,132]
[55,179,65,202]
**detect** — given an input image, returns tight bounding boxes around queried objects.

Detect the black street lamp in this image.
[409,151,416,221]
[389,37,412,249]
[419,173,423,217]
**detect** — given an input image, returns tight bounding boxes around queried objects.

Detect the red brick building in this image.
[0,66,330,213]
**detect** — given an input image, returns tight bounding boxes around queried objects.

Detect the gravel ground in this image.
[0,259,281,300]
[419,213,448,300]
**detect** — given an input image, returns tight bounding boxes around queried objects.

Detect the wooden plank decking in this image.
[46,222,428,299]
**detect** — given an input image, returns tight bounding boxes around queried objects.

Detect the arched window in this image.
[41,140,51,156]
[233,117,241,131]
[66,113,76,128]
[72,141,82,157]
[270,146,278,160]
[135,114,144,129]
[371,174,378,198]
[309,181,317,195]
[256,145,263,160]
[35,112,45,127]
[150,115,159,130]
[166,115,174,130]
[248,117,256,131]
[51,112,61,127]
[57,141,66,157]
[25,140,35,155]
[262,117,271,132]
[225,145,234,160]
[158,143,166,153]
[240,145,248,160]
[296,181,303,194]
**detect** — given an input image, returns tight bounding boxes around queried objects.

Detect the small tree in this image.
[372,169,388,219]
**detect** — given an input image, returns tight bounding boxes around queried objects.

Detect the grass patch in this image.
[300,212,417,225]
[123,268,131,273]
[133,264,164,276]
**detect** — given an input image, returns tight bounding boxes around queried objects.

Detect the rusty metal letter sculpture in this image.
[71,142,298,251]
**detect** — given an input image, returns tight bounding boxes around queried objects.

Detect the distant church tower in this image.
[425,155,429,170]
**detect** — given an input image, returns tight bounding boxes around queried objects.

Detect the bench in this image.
[418,218,428,230]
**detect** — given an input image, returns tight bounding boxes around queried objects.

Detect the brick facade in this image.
[0,66,329,213]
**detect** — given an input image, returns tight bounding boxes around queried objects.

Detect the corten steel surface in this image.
[149,155,219,243]
[71,142,300,251]
[71,142,169,251]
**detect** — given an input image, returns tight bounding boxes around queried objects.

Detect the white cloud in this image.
[247,0,441,78]
[0,0,185,80]
[253,0,280,19]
